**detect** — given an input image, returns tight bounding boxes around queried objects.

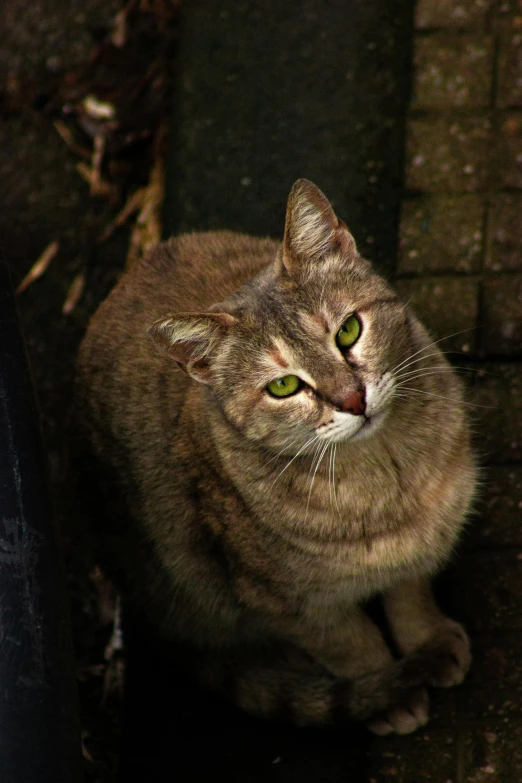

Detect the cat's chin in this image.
[346,410,387,444]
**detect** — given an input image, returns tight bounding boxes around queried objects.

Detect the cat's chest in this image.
[277,518,454,620]
[254,458,461,588]
[270,457,404,539]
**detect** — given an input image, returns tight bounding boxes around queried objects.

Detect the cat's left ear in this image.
[282,179,357,275]
[148,311,237,384]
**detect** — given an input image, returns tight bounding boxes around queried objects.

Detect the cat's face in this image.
[150,180,416,454]
[209,262,412,452]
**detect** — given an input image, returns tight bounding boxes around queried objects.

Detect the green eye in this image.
[266,375,301,398]
[336,314,361,349]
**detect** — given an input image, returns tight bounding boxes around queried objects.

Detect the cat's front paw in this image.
[424,621,471,688]
[367,687,429,736]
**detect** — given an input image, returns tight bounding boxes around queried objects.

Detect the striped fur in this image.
[73,180,477,733]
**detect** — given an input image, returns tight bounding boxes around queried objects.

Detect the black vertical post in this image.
[0,257,82,783]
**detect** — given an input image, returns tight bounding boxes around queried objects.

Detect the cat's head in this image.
[149,179,417,453]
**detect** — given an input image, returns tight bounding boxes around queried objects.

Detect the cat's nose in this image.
[340,390,366,416]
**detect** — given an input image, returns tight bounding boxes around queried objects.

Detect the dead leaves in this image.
[16,0,177,313]
[99,120,167,268]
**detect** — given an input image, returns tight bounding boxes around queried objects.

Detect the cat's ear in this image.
[148,312,237,384]
[282,179,357,275]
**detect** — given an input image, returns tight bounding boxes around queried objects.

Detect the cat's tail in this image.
[195,634,456,728]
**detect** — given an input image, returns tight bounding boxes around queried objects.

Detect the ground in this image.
[1,0,521,781]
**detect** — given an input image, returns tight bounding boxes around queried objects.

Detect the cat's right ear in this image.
[282,179,357,276]
[148,312,237,384]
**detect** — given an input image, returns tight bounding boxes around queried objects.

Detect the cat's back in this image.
[76,230,279,434]
[93,230,278,330]
[78,231,278,373]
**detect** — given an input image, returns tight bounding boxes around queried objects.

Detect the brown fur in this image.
[73,180,477,733]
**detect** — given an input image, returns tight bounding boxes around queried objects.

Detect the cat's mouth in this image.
[317,409,387,444]
[351,411,385,442]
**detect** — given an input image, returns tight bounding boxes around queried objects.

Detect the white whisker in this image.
[394,365,454,381]
[270,433,319,487]
[392,350,460,376]
[262,436,301,470]
[395,385,497,409]
[328,441,338,516]
[332,442,341,517]
[305,439,330,520]
[391,327,478,375]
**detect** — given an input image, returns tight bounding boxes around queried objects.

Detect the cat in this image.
[73,179,477,735]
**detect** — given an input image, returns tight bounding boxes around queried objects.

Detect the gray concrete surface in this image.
[166,0,414,276]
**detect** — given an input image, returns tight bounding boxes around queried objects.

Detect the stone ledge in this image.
[486,193,522,272]
[482,274,522,356]
[415,0,491,30]
[395,276,480,353]
[406,117,491,192]
[398,194,484,274]
[413,34,493,110]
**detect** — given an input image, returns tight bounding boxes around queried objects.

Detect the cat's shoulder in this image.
[139,231,279,276]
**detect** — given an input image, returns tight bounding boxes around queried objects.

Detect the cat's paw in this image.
[424,621,471,688]
[367,687,429,736]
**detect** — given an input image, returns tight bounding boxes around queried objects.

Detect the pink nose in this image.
[340,390,366,416]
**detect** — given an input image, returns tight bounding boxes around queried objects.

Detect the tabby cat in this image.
[74,179,477,734]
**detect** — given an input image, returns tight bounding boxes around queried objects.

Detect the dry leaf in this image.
[102,656,126,704]
[16,241,60,294]
[81,733,95,763]
[98,186,145,244]
[77,162,118,203]
[90,566,117,626]
[125,120,167,268]
[62,272,86,315]
[112,0,138,47]
[104,596,124,661]
[53,120,90,159]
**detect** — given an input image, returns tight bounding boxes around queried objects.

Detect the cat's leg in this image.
[300,605,392,679]
[195,631,451,732]
[383,576,471,688]
[293,607,430,736]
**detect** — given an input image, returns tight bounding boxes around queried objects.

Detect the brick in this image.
[497,31,522,108]
[466,465,522,548]
[461,721,522,782]
[406,118,491,192]
[415,0,491,29]
[458,633,522,719]
[449,551,522,631]
[497,113,522,188]
[394,277,479,353]
[413,34,493,109]
[481,274,522,356]
[366,727,456,782]
[471,363,522,463]
[398,195,484,274]
[486,194,522,271]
